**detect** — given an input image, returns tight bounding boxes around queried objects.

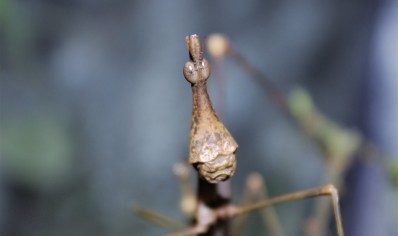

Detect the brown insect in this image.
[183,34,238,184]
[135,34,346,236]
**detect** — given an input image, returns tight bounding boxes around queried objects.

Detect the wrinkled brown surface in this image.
[189,82,237,164]
[197,154,237,184]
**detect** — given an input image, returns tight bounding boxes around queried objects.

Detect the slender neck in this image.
[191,81,218,122]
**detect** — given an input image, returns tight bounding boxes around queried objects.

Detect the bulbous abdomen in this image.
[196,153,237,184]
[189,82,238,184]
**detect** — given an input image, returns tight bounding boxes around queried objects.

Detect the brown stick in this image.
[233,184,344,236]
[168,184,344,236]
[227,45,291,119]
[133,205,183,230]
[232,173,285,236]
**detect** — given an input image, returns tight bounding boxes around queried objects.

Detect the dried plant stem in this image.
[235,184,344,236]
[133,205,183,230]
[228,46,291,119]
[232,173,285,236]
[173,162,197,217]
[168,184,344,236]
[258,179,286,236]
[216,38,352,236]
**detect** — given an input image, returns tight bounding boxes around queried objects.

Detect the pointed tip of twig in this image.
[173,162,191,178]
[246,172,264,194]
[206,33,230,58]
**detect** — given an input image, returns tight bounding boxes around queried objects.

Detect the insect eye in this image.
[200,59,211,80]
[183,61,198,84]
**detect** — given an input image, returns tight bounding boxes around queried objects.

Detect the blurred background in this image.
[1,0,397,235]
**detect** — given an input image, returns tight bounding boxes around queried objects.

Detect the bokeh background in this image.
[1,0,397,235]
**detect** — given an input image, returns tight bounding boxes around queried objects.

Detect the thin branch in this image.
[133,205,183,230]
[232,173,285,236]
[169,184,344,236]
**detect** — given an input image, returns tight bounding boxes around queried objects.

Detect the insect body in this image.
[183,35,238,184]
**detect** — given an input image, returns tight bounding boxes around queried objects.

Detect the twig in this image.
[232,173,285,236]
[133,205,183,230]
[168,184,344,236]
